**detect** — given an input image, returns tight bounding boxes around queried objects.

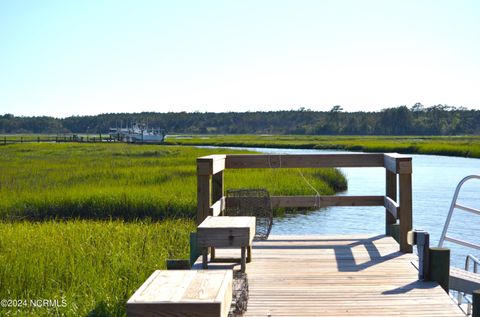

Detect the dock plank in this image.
[197,234,463,316]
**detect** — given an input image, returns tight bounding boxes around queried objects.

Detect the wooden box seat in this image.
[197,216,256,272]
[127,270,232,317]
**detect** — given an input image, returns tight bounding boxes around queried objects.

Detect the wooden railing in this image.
[197,153,413,253]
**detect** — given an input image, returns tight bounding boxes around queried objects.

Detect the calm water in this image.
[205,146,480,268]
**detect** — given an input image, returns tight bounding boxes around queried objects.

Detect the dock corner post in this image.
[399,159,413,253]
[385,169,397,236]
[196,159,212,225]
[428,247,450,292]
[473,289,480,317]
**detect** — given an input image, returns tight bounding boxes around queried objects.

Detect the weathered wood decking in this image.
[195,234,464,316]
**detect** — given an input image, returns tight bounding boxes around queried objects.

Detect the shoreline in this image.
[165,134,480,159]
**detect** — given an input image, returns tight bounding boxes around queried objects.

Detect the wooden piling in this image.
[473,289,480,317]
[419,232,430,280]
[429,247,450,292]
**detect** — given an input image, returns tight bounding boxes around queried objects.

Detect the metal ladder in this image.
[438,174,480,315]
[439,175,480,249]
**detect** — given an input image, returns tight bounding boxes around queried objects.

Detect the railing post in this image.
[197,173,211,225]
[197,157,212,225]
[399,159,413,253]
[385,170,397,235]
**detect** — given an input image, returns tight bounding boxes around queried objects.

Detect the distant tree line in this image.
[1,104,479,135]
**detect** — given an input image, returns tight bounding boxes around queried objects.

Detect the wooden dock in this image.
[195,234,464,316]
[189,153,468,316]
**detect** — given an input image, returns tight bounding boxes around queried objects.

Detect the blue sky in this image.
[1,0,479,117]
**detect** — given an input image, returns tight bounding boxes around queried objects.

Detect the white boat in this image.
[109,123,166,143]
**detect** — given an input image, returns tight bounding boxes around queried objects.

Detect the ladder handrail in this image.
[438,175,480,249]
[465,254,480,273]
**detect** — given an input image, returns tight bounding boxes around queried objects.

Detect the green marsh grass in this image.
[0,143,346,316]
[0,143,346,220]
[0,219,194,316]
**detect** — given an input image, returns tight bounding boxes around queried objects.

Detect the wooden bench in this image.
[197,216,255,273]
[127,270,232,317]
